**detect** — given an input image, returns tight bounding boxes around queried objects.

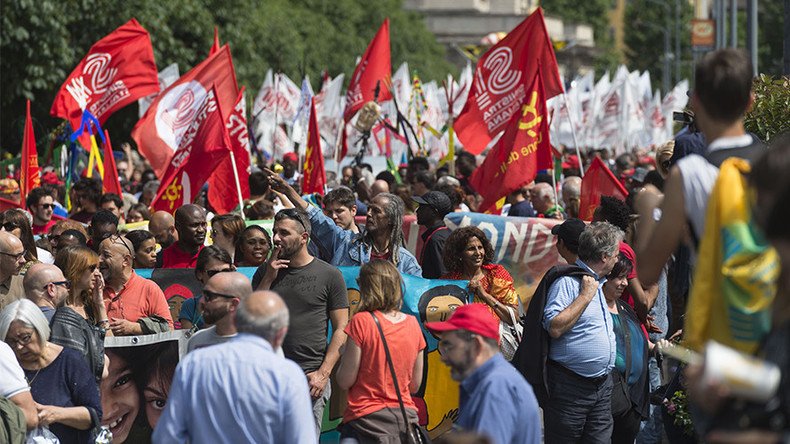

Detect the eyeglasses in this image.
[1,222,19,232]
[108,234,134,258]
[276,209,308,232]
[206,268,233,278]
[6,333,33,348]
[0,250,26,261]
[45,281,71,290]
[38,204,55,210]
[203,289,237,302]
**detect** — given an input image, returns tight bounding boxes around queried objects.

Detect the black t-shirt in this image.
[252,258,348,372]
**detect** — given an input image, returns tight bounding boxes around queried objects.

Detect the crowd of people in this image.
[0,47,788,444]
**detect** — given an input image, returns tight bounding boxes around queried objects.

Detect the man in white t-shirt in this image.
[186,272,250,353]
[0,341,38,430]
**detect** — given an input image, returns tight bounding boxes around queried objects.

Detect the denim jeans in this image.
[313,381,331,439]
[636,356,664,444]
[544,365,614,444]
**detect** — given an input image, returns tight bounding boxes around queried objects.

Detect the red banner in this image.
[469,71,551,213]
[51,19,158,134]
[151,87,232,213]
[578,157,629,221]
[454,8,563,155]
[208,87,251,214]
[302,97,326,195]
[133,45,238,178]
[101,130,124,197]
[343,19,392,122]
[20,100,41,203]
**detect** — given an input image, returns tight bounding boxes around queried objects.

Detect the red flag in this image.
[101,130,124,196]
[302,98,326,195]
[208,87,251,214]
[51,19,158,133]
[469,70,552,213]
[578,157,629,221]
[20,100,41,204]
[454,8,563,155]
[209,27,220,55]
[133,45,238,177]
[343,19,392,122]
[151,86,232,214]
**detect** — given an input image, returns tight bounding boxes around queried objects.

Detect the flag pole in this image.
[228,150,245,219]
[551,162,560,215]
[562,92,585,177]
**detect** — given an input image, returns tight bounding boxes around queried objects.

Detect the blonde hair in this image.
[54,246,99,307]
[656,140,675,178]
[357,260,403,313]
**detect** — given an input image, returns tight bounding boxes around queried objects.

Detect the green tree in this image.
[0,0,454,155]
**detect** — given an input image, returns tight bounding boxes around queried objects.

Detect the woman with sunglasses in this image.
[1,208,54,267]
[336,260,426,442]
[178,246,235,331]
[50,246,111,382]
[1,299,102,444]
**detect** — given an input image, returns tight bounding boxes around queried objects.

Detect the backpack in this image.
[0,396,26,444]
[511,264,594,406]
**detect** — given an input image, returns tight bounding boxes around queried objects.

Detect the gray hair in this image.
[0,299,51,347]
[235,299,289,344]
[436,176,461,188]
[578,222,623,263]
[143,180,160,195]
[364,193,405,265]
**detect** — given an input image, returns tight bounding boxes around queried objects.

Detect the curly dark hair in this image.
[442,226,495,274]
[594,196,632,232]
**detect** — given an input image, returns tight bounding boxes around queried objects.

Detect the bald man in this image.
[187,272,251,353]
[561,176,582,219]
[369,179,390,199]
[0,231,26,309]
[99,235,173,335]
[149,211,178,250]
[160,205,206,268]
[154,290,316,444]
[23,263,70,322]
[530,182,565,219]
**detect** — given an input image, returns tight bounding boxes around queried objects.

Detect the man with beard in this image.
[426,303,541,444]
[252,208,348,436]
[266,169,422,276]
[149,211,178,249]
[160,205,206,268]
[27,187,57,235]
[413,191,453,278]
[187,272,251,352]
[99,235,173,335]
[0,231,26,310]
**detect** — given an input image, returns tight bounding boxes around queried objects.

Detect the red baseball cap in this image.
[425,303,499,341]
[283,152,298,163]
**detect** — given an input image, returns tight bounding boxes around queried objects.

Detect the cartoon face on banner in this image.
[137,269,203,330]
[155,81,208,152]
[102,333,185,444]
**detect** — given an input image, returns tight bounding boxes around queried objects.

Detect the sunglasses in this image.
[1,222,19,231]
[38,203,55,210]
[203,289,237,302]
[45,281,71,290]
[107,234,134,258]
[206,268,233,278]
[277,208,308,232]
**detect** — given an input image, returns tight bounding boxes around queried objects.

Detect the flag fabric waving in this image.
[343,18,392,122]
[151,86,232,213]
[208,87,251,214]
[209,27,220,56]
[578,156,629,221]
[20,100,41,203]
[454,8,563,155]
[133,45,238,178]
[469,70,552,213]
[51,19,158,136]
[101,130,124,197]
[302,97,326,195]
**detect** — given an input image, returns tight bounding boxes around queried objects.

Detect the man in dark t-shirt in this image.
[252,208,348,435]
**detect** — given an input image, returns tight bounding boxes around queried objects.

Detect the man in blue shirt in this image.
[542,222,622,443]
[153,288,316,444]
[426,303,541,444]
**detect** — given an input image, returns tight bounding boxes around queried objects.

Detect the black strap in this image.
[369,312,412,432]
[615,301,632,385]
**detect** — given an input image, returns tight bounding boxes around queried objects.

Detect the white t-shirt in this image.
[186,326,285,357]
[0,341,29,398]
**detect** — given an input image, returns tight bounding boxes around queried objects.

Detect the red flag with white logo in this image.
[151,86,232,214]
[302,98,326,195]
[133,45,238,178]
[578,157,629,221]
[454,8,563,155]
[20,100,41,204]
[343,19,392,122]
[208,87,251,214]
[50,19,159,135]
[469,70,552,213]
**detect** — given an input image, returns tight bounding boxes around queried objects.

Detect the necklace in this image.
[26,367,42,387]
[371,242,390,254]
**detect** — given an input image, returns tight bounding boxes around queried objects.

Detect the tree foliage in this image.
[744,75,790,141]
[0,0,454,154]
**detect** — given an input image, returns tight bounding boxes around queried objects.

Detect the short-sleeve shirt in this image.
[32,219,57,235]
[252,258,348,372]
[0,341,28,398]
[178,296,204,329]
[343,311,426,422]
[618,242,639,309]
[103,271,174,329]
[161,244,203,269]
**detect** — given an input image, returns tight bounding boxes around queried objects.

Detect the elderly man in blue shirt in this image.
[427,303,541,444]
[153,286,316,444]
[542,222,622,444]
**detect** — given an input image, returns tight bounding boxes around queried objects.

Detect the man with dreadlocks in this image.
[265,169,422,276]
